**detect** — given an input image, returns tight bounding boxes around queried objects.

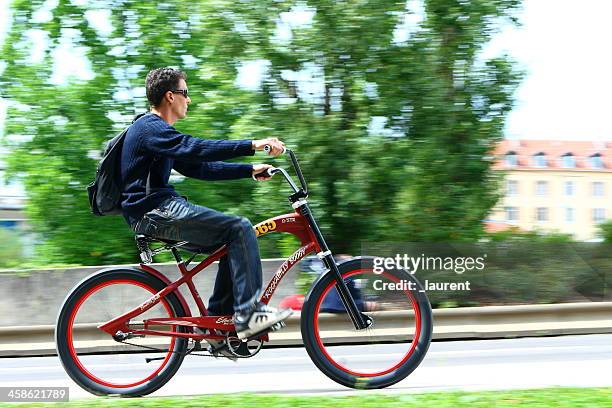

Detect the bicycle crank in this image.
[226,335,263,358]
[226,321,286,358]
[129,321,288,362]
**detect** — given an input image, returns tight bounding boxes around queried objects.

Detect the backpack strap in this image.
[132,112,148,123]
[133,112,160,197]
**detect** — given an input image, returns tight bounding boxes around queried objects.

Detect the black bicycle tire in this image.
[55,268,188,397]
[300,257,433,389]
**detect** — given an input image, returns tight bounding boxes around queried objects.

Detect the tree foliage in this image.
[1,0,523,266]
[598,220,612,244]
[0,228,25,269]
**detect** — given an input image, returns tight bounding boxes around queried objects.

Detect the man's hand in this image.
[252,138,285,157]
[252,163,275,181]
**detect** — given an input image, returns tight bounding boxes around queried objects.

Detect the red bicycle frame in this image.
[97,211,321,341]
[98,148,370,342]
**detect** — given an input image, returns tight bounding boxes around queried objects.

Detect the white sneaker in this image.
[234,303,292,340]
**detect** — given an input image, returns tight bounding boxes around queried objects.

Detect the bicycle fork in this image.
[299,203,372,331]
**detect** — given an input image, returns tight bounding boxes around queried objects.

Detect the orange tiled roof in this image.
[494,140,612,171]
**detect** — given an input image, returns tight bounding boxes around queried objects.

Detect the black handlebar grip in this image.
[253,168,274,179]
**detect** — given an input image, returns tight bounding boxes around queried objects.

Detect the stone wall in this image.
[0,259,301,326]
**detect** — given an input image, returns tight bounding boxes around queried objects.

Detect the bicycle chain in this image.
[117,339,254,359]
[116,322,284,359]
[117,339,216,358]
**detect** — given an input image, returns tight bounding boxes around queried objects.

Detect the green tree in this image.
[377,0,523,241]
[219,0,523,247]
[1,0,262,265]
[1,0,523,266]
[0,228,25,269]
[598,220,612,243]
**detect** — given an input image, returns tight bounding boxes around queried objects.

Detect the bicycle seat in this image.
[135,234,205,259]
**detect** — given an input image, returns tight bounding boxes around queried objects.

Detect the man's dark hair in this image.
[145,67,187,107]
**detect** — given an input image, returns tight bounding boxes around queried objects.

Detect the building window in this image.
[505,207,519,222]
[505,152,518,167]
[536,207,548,222]
[590,154,604,169]
[535,180,548,196]
[533,152,547,168]
[565,207,575,223]
[561,153,575,168]
[564,181,575,196]
[592,181,605,197]
[506,180,518,196]
[593,208,606,223]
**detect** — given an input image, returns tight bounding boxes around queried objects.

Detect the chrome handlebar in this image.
[258,146,308,197]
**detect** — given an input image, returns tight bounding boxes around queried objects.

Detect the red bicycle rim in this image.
[313,269,422,377]
[66,279,177,388]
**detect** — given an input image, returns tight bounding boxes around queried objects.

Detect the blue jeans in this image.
[132,197,262,315]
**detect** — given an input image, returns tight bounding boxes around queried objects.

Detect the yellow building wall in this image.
[490,169,612,240]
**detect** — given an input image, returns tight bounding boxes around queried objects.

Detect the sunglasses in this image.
[171,89,189,98]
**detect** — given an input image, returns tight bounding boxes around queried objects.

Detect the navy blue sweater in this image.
[120,113,254,225]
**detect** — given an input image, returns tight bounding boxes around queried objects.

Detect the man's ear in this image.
[163,90,174,104]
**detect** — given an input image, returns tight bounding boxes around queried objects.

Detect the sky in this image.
[0,0,611,142]
[487,0,612,141]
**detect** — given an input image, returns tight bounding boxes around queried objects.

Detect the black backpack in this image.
[87,113,146,216]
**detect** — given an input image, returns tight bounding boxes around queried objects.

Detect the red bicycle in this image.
[55,149,433,396]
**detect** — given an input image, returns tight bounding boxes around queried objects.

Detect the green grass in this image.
[2,387,612,407]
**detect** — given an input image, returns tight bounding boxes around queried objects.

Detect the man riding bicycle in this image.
[120,67,292,353]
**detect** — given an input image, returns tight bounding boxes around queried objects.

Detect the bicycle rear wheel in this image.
[55,268,188,396]
[301,257,432,389]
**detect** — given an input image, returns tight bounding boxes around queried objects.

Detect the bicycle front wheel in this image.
[55,268,188,396]
[301,257,433,389]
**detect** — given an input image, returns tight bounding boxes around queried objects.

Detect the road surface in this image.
[1,334,611,400]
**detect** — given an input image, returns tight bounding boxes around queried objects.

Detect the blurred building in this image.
[0,147,27,231]
[487,140,612,241]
